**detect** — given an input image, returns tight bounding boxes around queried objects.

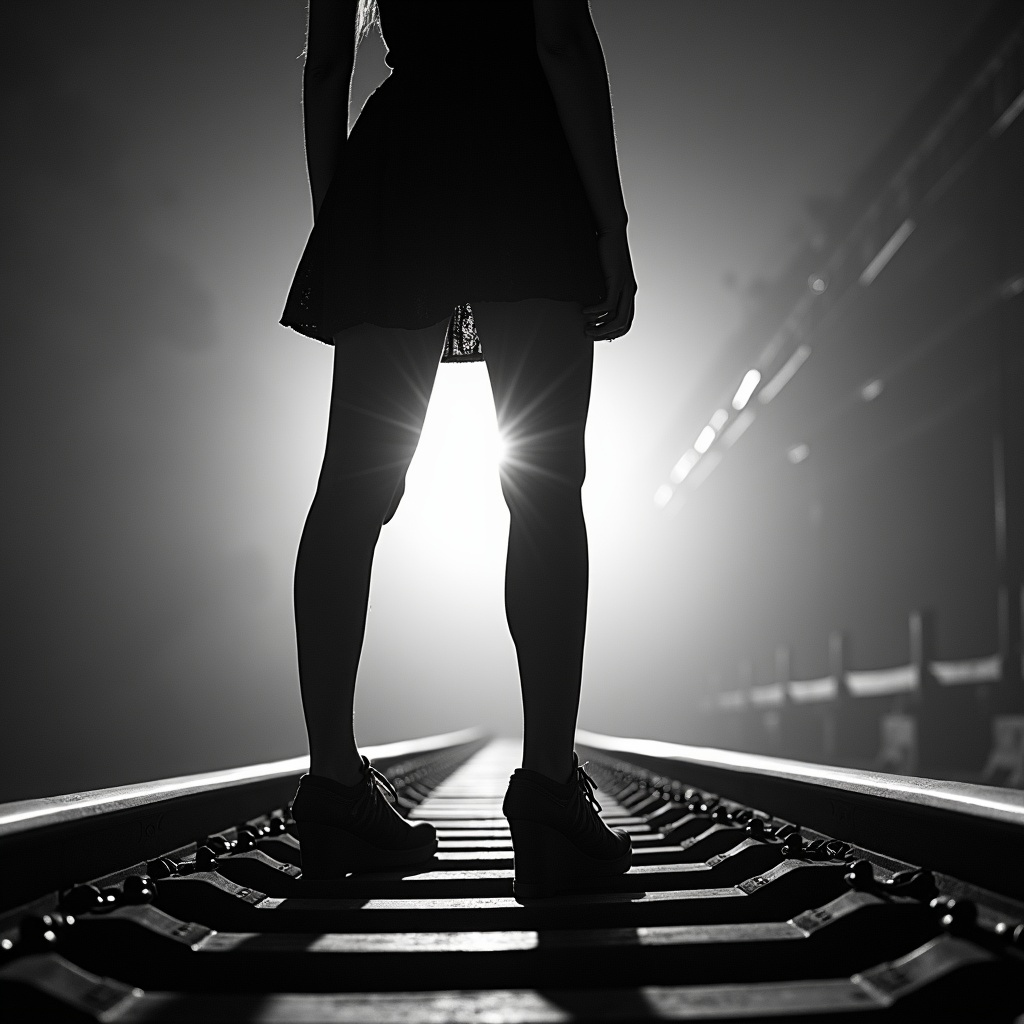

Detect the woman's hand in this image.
[583,226,637,341]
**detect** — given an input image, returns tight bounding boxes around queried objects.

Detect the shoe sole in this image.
[508,818,631,900]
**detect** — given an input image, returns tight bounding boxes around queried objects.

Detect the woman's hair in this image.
[356,0,380,45]
[301,1,378,61]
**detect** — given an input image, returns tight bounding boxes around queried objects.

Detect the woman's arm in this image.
[534,1,636,341]
[533,0,628,233]
[302,0,358,222]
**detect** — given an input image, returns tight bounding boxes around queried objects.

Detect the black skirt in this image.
[278,1,605,363]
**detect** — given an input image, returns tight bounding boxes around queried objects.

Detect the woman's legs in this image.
[293,318,449,786]
[473,298,594,785]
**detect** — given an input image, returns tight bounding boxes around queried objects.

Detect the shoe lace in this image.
[363,758,398,805]
[576,760,602,813]
[567,758,607,836]
[346,758,399,830]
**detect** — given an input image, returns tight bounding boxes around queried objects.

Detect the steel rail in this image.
[577,729,1024,901]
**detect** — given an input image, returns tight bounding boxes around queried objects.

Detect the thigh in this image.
[318,317,450,497]
[473,298,594,493]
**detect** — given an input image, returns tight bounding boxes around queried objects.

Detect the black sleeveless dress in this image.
[278,0,605,363]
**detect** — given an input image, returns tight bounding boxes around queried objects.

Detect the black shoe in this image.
[502,752,631,899]
[291,757,437,879]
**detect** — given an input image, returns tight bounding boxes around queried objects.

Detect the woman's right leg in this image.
[293,318,449,786]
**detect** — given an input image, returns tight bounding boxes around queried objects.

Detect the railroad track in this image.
[1,729,1022,1021]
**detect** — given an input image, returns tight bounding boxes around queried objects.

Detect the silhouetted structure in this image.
[657,0,1024,781]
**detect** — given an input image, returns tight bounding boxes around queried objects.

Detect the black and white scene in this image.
[2,1,1023,1019]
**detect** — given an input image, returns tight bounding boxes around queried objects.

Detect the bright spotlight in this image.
[709,408,729,431]
[694,425,716,454]
[400,366,509,558]
[732,369,761,410]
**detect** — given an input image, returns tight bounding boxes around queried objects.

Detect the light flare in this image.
[732,369,761,410]
[694,425,716,454]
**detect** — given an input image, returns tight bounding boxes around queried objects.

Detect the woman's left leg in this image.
[472,297,594,785]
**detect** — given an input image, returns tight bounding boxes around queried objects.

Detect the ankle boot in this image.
[502,752,631,899]
[291,757,437,879]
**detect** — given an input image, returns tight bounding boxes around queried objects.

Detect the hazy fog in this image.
[0,1,990,800]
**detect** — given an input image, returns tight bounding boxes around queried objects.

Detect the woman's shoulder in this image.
[532,0,598,54]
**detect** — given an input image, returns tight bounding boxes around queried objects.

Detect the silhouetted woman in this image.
[280,0,637,898]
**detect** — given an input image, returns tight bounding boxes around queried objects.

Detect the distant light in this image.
[654,483,674,508]
[991,87,1024,138]
[493,433,509,464]
[859,219,915,286]
[759,345,811,404]
[787,443,810,464]
[732,369,761,410]
[722,409,755,447]
[709,408,729,432]
[694,425,716,454]
[860,378,884,402]
[808,273,828,294]
[670,448,700,484]
[1000,275,1024,299]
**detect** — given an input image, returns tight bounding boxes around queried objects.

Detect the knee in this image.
[501,429,586,493]
[499,449,586,525]
[312,471,399,533]
[381,475,406,525]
